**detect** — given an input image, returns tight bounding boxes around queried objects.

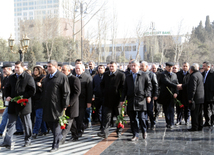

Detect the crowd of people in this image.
[0,58,213,152]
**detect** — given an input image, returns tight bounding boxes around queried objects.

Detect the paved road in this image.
[0,125,115,155]
[101,119,214,155]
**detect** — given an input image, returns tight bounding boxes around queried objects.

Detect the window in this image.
[132,46,136,51]
[125,46,131,51]
[53,0,59,3]
[42,11,46,14]
[23,2,27,6]
[14,3,16,7]
[116,46,122,52]
[14,13,17,16]
[109,47,112,52]
[17,3,22,6]
[23,7,28,10]
[17,13,22,16]
[54,9,58,14]
[48,5,52,8]
[29,12,33,16]
[17,8,22,12]
[29,7,34,10]
[29,2,34,5]
[30,17,33,20]
[23,12,27,16]
[14,8,16,12]
[48,0,52,4]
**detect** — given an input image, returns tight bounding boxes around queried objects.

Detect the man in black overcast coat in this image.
[61,65,81,143]
[187,63,204,131]
[75,64,93,137]
[42,60,70,152]
[202,61,214,127]
[97,61,125,138]
[121,60,152,140]
[0,61,36,149]
[158,62,179,129]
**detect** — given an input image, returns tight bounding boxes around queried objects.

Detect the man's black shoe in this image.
[38,132,46,136]
[69,137,78,142]
[78,132,82,137]
[0,133,2,137]
[97,132,107,138]
[143,132,147,139]
[49,148,59,152]
[203,123,210,127]
[32,133,37,139]
[188,128,198,132]
[23,142,31,147]
[14,132,24,135]
[0,143,11,149]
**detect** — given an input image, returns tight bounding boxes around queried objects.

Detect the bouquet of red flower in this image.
[59,111,69,130]
[11,96,29,106]
[115,101,127,129]
[166,87,184,108]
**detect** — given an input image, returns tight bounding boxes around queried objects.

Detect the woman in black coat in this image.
[32,66,47,138]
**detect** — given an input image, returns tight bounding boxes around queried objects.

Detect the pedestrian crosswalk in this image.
[0,125,116,155]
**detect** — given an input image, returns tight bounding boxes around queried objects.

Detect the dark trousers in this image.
[61,118,74,140]
[129,111,147,137]
[102,106,119,136]
[146,99,155,127]
[47,121,62,149]
[154,100,161,118]
[70,118,78,138]
[94,98,103,128]
[204,101,214,125]
[3,113,32,146]
[76,108,86,134]
[163,100,174,126]
[191,104,203,130]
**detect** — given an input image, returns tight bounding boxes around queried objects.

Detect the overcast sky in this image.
[0,0,214,39]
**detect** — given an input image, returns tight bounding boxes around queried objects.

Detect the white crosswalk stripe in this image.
[0,125,116,155]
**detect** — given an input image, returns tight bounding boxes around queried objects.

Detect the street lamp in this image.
[8,34,30,62]
[75,1,88,61]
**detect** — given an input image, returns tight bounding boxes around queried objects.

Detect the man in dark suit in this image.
[42,60,70,152]
[97,61,125,138]
[187,63,204,131]
[121,60,152,140]
[158,62,179,129]
[176,62,190,125]
[202,61,214,127]
[61,65,81,143]
[75,64,93,137]
[124,59,134,77]
[0,61,36,149]
[140,61,158,130]
[93,65,105,130]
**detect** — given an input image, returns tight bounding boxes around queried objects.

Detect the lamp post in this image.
[8,34,30,62]
[75,1,87,61]
[150,22,155,63]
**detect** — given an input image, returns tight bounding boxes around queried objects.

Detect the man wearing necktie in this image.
[175,62,191,126]
[202,61,214,127]
[42,60,70,152]
[158,62,179,129]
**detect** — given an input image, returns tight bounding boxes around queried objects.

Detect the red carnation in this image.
[93,111,95,114]
[180,104,184,108]
[23,102,27,106]
[17,99,24,104]
[24,99,28,103]
[61,124,66,129]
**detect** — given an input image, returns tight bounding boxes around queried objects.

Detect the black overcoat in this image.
[42,71,70,122]
[100,70,125,108]
[158,70,179,105]
[202,69,214,102]
[121,71,152,111]
[5,72,36,115]
[188,71,204,104]
[66,75,81,118]
[77,72,93,109]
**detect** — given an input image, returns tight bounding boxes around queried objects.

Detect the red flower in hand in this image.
[17,99,24,104]
[61,124,66,130]
[23,102,27,106]
[24,99,28,103]
[180,104,184,108]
